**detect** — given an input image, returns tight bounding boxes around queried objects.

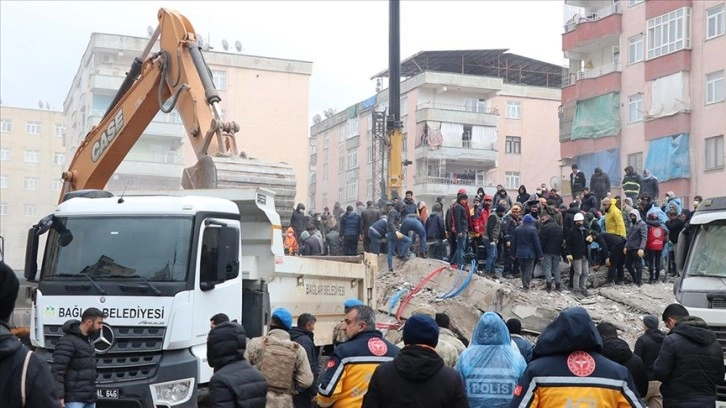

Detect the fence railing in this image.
[577,61,622,80]
[416,102,499,115]
[564,2,621,33]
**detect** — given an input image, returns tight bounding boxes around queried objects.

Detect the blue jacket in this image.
[512,223,542,259]
[340,212,361,237]
[425,212,445,240]
[456,312,526,408]
[369,218,387,237]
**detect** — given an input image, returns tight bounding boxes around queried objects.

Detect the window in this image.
[323,163,328,179]
[54,152,66,165]
[628,34,644,64]
[346,179,358,201]
[347,147,358,170]
[23,177,39,191]
[462,126,472,148]
[505,136,521,154]
[505,171,520,189]
[338,187,344,202]
[25,121,42,135]
[55,124,65,138]
[52,179,63,192]
[366,180,373,200]
[24,150,40,163]
[367,144,373,164]
[323,133,329,149]
[629,0,644,6]
[23,204,37,217]
[0,148,9,161]
[401,97,408,117]
[211,70,226,90]
[707,4,725,39]
[706,70,725,104]
[0,176,8,189]
[323,148,328,164]
[0,203,7,216]
[628,152,644,174]
[647,7,691,60]
[706,135,724,170]
[338,144,345,172]
[322,193,328,207]
[628,94,644,123]
[506,101,521,119]
[0,119,10,133]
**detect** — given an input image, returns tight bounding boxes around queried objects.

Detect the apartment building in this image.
[561,0,725,202]
[308,49,563,210]
[0,106,66,267]
[64,33,312,202]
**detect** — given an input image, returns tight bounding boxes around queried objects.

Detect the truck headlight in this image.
[150,377,195,406]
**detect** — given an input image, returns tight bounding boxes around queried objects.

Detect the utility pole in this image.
[386,0,404,200]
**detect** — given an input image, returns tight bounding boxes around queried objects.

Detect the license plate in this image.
[97,388,119,399]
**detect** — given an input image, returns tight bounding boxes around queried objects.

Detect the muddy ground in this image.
[373,256,675,347]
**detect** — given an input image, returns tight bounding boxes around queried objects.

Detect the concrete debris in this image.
[373,255,675,347]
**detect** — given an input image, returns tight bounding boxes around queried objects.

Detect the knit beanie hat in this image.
[642,315,659,330]
[495,205,506,213]
[403,314,439,347]
[523,214,534,224]
[0,261,19,322]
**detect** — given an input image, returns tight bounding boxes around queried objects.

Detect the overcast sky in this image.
[0,1,565,122]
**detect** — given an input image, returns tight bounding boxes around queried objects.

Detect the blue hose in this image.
[438,267,464,299]
[440,260,477,299]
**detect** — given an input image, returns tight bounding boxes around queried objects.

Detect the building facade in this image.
[64,33,312,203]
[0,106,67,267]
[561,0,725,203]
[308,50,563,211]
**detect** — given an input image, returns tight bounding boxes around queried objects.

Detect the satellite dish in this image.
[46,101,50,110]
[38,100,43,109]
[313,114,322,124]
[222,39,229,51]
[147,26,154,37]
[234,40,243,52]
[549,176,561,191]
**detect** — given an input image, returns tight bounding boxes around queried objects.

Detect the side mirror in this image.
[24,227,40,282]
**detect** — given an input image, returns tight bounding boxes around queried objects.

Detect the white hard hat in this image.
[574,212,585,222]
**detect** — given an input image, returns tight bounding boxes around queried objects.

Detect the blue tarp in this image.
[644,133,690,181]
[576,149,621,187]
[456,312,526,408]
[571,93,621,140]
[359,95,377,110]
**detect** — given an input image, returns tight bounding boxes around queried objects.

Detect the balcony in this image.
[562,62,622,103]
[563,2,622,53]
[415,103,499,127]
[115,151,184,179]
[415,142,497,165]
[413,175,486,197]
[144,121,184,140]
[577,61,621,80]
[89,74,123,93]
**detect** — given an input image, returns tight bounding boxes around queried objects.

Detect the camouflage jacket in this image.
[396,335,460,367]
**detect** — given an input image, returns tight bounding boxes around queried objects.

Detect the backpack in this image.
[647,225,666,251]
[259,336,299,394]
[0,345,33,407]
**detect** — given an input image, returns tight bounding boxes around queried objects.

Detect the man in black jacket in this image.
[52,307,105,408]
[207,321,267,408]
[362,314,468,408]
[634,315,666,408]
[290,313,318,408]
[654,304,725,408]
[570,164,587,201]
[0,261,60,408]
[589,230,627,285]
[361,201,380,252]
[597,322,649,398]
[539,213,564,292]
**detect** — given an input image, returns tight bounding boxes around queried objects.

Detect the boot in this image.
[546,282,552,293]
[555,283,562,292]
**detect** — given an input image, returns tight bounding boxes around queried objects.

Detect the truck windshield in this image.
[684,221,726,278]
[42,216,193,282]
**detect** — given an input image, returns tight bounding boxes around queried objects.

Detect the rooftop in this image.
[372,49,565,89]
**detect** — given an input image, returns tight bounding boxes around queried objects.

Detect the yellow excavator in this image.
[60,8,296,221]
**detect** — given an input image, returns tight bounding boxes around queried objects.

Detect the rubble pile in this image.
[374,256,675,347]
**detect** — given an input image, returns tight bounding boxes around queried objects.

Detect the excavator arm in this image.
[60,8,296,220]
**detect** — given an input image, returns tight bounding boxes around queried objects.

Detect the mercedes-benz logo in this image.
[92,323,115,354]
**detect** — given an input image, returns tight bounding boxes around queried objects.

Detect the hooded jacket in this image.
[425,211,445,240]
[51,319,97,403]
[539,218,564,256]
[456,313,526,408]
[625,209,648,250]
[290,326,319,397]
[494,189,513,210]
[207,322,267,408]
[0,322,60,408]
[510,308,642,408]
[640,170,659,199]
[634,328,666,380]
[653,316,725,408]
[361,206,381,234]
[362,345,469,408]
[622,166,642,198]
[589,167,611,199]
[604,198,627,238]
[516,186,530,205]
[580,192,599,213]
[601,337,648,397]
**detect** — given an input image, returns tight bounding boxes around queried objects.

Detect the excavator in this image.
[60,8,296,221]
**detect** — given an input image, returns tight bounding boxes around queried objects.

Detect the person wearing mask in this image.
[512,214,543,292]
[494,185,513,210]
[457,313,526,408]
[596,322,649,399]
[634,315,665,408]
[622,166,642,203]
[590,167,611,204]
[290,314,318,408]
[425,203,446,261]
[362,314,468,408]
[565,212,590,296]
[245,308,313,408]
[340,206,362,256]
[510,308,643,408]
[692,195,703,211]
[361,201,381,253]
[570,164,587,201]
[624,209,648,287]
[640,170,659,201]
[539,213,564,292]
[0,261,60,408]
[207,321,267,408]
[52,308,105,408]
[654,304,725,408]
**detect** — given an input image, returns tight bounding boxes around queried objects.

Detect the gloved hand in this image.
[605,258,611,267]
[566,255,573,263]
[637,249,644,258]
[395,231,404,240]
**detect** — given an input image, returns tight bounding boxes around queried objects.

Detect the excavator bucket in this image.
[182,155,297,227]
